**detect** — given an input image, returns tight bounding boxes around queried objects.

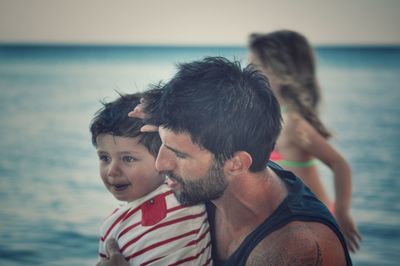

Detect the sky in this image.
[0,0,399,46]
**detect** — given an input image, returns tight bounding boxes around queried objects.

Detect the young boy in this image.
[90,93,212,266]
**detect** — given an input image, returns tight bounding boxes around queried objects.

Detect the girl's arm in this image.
[289,114,361,252]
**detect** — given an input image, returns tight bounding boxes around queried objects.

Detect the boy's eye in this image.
[123,156,137,163]
[99,155,110,162]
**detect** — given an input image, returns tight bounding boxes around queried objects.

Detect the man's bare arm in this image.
[247,239,323,266]
[246,222,345,266]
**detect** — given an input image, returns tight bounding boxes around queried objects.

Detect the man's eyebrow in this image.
[164,144,191,158]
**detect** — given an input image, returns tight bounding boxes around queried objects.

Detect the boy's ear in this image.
[225,151,252,175]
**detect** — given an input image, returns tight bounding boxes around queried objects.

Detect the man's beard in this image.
[163,158,228,206]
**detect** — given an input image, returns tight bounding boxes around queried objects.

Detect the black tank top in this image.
[206,161,352,265]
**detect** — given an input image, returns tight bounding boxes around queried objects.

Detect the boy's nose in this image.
[108,162,122,177]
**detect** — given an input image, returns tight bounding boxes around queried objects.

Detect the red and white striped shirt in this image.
[99,184,212,266]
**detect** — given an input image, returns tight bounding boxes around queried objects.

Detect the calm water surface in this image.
[0,45,399,265]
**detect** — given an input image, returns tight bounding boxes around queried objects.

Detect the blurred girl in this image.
[248,30,361,252]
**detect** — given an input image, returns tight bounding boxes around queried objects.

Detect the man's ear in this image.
[225,151,252,175]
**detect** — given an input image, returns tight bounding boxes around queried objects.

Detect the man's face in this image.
[156,127,228,205]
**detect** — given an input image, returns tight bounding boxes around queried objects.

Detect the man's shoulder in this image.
[247,221,346,266]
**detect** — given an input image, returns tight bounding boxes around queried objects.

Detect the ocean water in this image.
[0,45,399,265]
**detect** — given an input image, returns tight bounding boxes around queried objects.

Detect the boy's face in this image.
[96,134,164,202]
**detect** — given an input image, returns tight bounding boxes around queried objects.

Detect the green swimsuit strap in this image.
[277,107,316,168]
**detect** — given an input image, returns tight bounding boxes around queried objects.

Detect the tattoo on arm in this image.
[286,241,323,266]
[247,240,323,266]
[314,242,323,265]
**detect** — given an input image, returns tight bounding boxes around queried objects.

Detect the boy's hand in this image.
[96,239,128,266]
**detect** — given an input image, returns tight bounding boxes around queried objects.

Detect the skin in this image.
[246,221,344,266]
[96,134,164,202]
[96,239,127,266]
[248,50,362,252]
[157,127,228,206]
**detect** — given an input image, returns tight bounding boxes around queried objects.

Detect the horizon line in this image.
[1,42,400,49]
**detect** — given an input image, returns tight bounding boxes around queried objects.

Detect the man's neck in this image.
[212,166,288,230]
[210,167,289,259]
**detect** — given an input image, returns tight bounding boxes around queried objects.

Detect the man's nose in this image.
[155,146,176,172]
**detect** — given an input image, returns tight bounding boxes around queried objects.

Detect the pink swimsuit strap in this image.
[270,150,283,161]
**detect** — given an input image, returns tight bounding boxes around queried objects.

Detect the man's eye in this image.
[175,152,186,159]
[123,156,137,163]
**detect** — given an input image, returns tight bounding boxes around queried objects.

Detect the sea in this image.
[0,44,399,266]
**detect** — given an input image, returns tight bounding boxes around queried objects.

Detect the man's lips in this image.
[165,174,178,188]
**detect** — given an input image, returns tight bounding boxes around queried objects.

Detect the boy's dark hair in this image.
[90,92,161,158]
[146,57,282,172]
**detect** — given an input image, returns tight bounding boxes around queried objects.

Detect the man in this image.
[99,57,352,265]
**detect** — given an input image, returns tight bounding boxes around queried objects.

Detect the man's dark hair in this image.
[147,57,282,172]
[90,92,161,158]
